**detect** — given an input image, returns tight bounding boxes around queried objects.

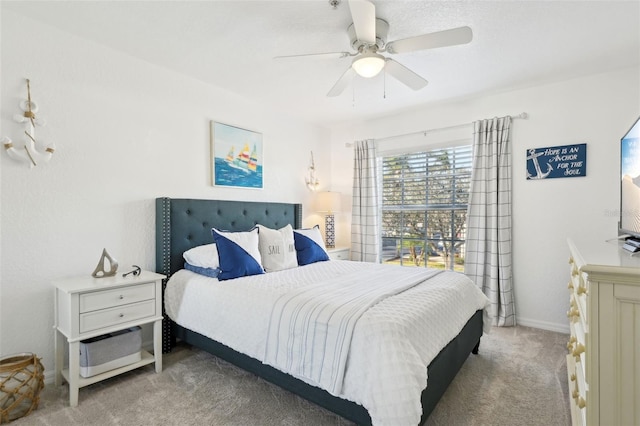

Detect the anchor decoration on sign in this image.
[1,79,55,167]
[526,149,553,180]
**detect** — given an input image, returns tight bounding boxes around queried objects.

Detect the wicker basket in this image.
[0,353,44,424]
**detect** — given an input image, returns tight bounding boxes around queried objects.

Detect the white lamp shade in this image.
[316,191,342,213]
[351,53,385,78]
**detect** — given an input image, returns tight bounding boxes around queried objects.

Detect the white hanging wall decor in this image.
[2,79,55,167]
[305,151,320,191]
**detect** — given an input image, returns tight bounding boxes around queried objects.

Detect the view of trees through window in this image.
[380,145,472,272]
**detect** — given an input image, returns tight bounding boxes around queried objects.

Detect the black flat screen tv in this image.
[620,115,640,244]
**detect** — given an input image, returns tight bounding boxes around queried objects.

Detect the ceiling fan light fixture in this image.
[351,52,385,78]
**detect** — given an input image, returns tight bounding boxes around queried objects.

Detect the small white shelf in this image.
[61,350,155,388]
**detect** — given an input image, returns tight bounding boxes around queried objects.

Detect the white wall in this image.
[330,66,640,332]
[0,10,327,373]
[2,7,638,377]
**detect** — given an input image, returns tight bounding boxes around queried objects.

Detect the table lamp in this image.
[316,191,341,249]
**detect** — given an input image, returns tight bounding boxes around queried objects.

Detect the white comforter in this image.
[165,261,490,426]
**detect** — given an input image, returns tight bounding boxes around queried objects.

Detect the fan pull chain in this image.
[383,69,387,99]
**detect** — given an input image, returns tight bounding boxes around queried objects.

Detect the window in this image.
[380,144,471,272]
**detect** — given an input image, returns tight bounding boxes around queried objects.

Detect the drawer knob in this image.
[567,336,576,352]
[119,295,124,300]
[577,397,586,409]
[119,313,124,318]
[567,308,579,320]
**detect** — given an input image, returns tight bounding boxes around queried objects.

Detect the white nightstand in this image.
[53,270,165,406]
[327,247,350,260]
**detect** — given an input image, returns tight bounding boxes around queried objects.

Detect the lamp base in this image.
[325,213,335,249]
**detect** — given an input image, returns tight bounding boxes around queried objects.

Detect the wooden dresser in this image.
[567,238,640,426]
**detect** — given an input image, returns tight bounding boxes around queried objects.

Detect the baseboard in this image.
[516,317,569,334]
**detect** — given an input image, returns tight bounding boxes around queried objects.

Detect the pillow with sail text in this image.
[212,227,264,280]
[256,224,298,272]
[293,225,329,266]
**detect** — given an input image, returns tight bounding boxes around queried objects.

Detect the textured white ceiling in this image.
[5,0,640,126]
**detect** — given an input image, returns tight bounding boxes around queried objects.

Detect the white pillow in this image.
[257,224,298,272]
[183,243,219,269]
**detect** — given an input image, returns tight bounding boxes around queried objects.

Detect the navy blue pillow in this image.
[293,226,330,266]
[212,228,264,280]
[184,262,220,279]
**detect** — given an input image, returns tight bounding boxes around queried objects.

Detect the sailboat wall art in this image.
[211,121,263,189]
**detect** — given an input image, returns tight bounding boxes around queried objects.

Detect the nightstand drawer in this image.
[328,248,350,260]
[79,300,156,333]
[79,283,155,313]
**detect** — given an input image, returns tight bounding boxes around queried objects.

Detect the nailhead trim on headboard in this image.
[155,197,173,353]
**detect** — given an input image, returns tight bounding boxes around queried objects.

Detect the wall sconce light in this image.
[2,79,55,168]
[316,191,342,248]
[305,151,320,191]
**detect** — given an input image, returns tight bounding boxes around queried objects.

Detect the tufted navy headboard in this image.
[155,197,302,278]
[155,197,302,351]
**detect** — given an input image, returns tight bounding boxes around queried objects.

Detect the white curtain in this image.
[351,140,380,262]
[464,116,516,326]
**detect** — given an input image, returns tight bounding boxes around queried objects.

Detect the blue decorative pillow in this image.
[293,226,329,266]
[212,227,264,280]
[184,262,220,279]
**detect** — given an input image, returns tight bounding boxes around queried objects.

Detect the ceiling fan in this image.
[276,0,473,97]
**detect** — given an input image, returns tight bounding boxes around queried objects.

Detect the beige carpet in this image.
[12,326,570,426]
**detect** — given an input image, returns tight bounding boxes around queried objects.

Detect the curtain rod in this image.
[345,112,528,147]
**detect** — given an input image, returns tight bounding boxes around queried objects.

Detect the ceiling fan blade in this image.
[386,26,473,54]
[274,52,352,60]
[348,0,376,44]
[384,59,428,90]
[327,67,356,97]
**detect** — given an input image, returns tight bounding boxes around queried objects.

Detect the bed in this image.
[155,197,487,426]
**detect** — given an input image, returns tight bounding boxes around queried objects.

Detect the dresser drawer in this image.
[79,283,155,313]
[79,300,156,333]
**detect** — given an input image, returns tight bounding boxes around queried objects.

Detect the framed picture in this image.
[211,121,263,189]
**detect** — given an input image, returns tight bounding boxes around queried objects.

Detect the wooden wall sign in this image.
[526,143,587,180]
